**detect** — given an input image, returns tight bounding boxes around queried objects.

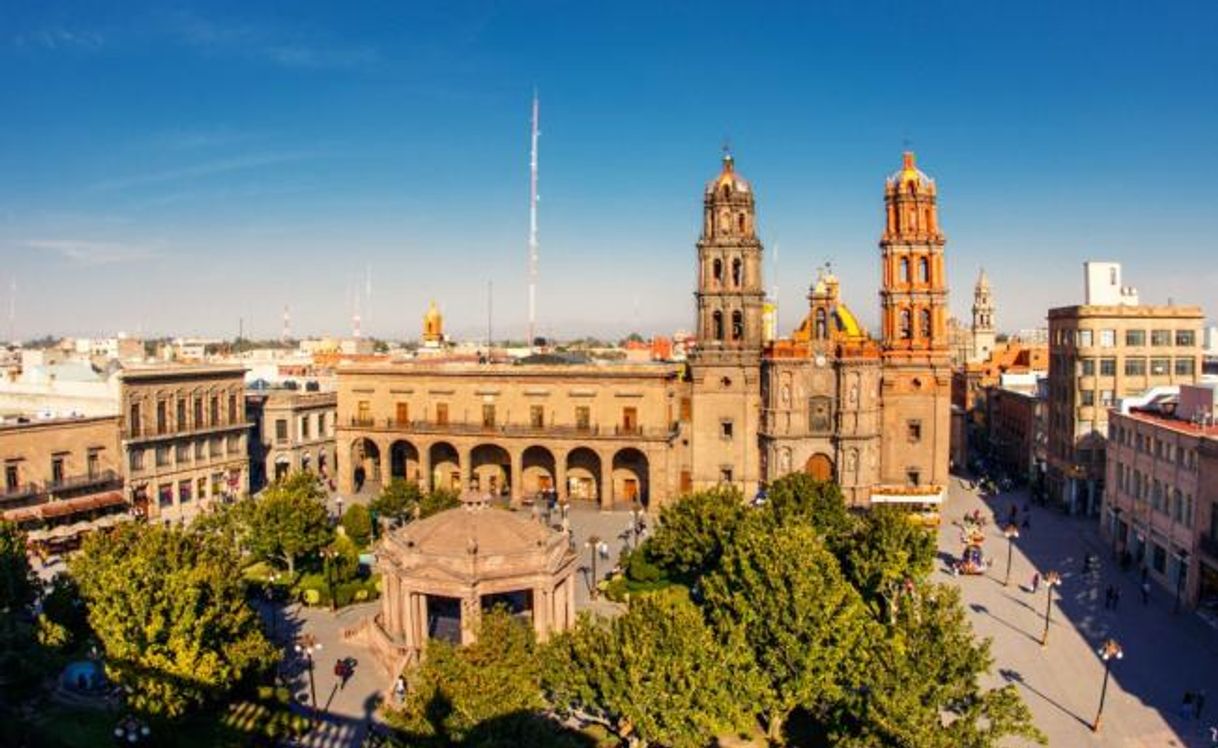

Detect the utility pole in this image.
[527,91,540,352]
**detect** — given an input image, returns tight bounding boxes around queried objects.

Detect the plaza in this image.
[941,479,1218,747]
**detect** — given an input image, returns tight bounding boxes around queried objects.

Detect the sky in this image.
[1,1,1216,342]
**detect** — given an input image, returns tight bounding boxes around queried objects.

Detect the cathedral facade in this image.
[336,151,952,510]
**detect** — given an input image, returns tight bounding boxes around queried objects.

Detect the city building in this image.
[1046,263,1204,514]
[119,365,250,522]
[0,414,127,554]
[245,384,337,491]
[986,382,1048,486]
[1101,384,1218,610]
[337,151,952,511]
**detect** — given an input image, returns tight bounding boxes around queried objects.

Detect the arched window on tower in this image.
[737,213,746,233]
[918,257,929,283]
[712,259,723,287]
[723,184,731,199]
[920,308,932,339]
[900,309,912,340]
[712,311,724,341]
[899,258,910,283]
[731,258,742,288]
[731,311,744,341]
[815,308,827,340]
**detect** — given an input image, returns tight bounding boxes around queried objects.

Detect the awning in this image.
[5,491,127,522]
[870,485,948,505]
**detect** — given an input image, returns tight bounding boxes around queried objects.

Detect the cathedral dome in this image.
[889,151,932,190]
[705,153,752,196]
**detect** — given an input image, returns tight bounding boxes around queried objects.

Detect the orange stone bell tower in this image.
[877,151,952,488]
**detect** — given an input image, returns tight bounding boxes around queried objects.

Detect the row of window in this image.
[1077,357,1196,377]
[1110,424,1200,471]
[357,402,651,433]
[154,471,234,508]
[1059,328,1197,348]
[128,435,242,472]
[1114,461,1195,527]
[274,412,331,443]
[129,392,241,437]
[3,448,107,493]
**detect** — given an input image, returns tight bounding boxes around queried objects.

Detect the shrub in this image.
[341,504,373,547]
[626,550,664,584]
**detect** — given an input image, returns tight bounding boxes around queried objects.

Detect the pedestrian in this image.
[1141,580,1151,605]
[1112,586,1120,609]
[1022,514,1030,530]
[1104,585,1114,609]
[1031,572,1041,593]
[393,675,406,704]
[1195,689,1207,720]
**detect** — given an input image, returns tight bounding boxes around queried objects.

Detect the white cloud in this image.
[90,151,316,191]
[23,239,158,266]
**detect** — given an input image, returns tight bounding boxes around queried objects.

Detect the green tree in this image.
[69,523,277,718]
[0,521,36,626]
[830,585,1045,747]
[385,608,544,744]
[246,472,332,575]
[763,473,856,549]
[419,487,461,518]
[341,504,373,547]
[840,506,936,622]
[373,479,423,523]
[645,486,744,580]
[545,591,761,748]
[701,517,871,741]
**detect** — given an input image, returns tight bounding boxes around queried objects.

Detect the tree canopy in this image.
[373,479,423,522]
[69,523,277,718]
[545,591,761,748]
[645,486,744,581]
[0,521,36,620]
[244,471,332,575]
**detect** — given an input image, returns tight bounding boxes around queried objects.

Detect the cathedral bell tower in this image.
[688,151,764,498]
[878,151,951,489]
[694,152,766,361]
[971,269,996,363]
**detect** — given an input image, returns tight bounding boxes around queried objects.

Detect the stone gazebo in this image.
[366,491,578,674]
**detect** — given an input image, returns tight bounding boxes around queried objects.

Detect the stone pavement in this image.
[941,478,1218,747]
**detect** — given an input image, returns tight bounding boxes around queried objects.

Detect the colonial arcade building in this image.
[336,151,952,511]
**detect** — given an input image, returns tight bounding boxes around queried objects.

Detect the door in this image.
[623,479,639,502]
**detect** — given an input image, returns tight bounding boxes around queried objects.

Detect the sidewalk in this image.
[942,479,1218,747]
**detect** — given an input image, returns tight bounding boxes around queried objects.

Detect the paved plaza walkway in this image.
[941,479,1218,747]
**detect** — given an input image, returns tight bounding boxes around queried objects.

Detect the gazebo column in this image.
[460,594,480,645]
[565,575,576,628]
[510,449,524,507]
[533,586,550,638]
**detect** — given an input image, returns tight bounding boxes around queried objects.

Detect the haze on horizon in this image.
[2,1,1216,343]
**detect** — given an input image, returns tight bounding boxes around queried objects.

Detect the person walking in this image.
[1112,586,1121,609]
[1141,579,1151,605]
[1031,572,1041,593]
[1104,585,1114,609]
[393,675,406,704]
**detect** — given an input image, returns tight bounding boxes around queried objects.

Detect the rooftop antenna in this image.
[527,90,540,352]
[352,276,362,339]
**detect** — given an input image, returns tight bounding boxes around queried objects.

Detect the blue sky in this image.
[1,1,1215,341]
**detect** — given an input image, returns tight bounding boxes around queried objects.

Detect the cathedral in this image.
[336,150,952,510]
[688,150,952,505]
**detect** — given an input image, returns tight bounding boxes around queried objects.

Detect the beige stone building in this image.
[0,414,127,550]
[119,365,250,522]
[246,387,337,491]
[365,491,577,671]
[337,361,685,507]
[1046,273,1204,514]
[1102,384,1218,609]
[337,151,953,511]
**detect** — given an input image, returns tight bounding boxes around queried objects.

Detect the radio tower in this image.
[281,305,291,343]
[527,91,540,352]
[352,289,362,340]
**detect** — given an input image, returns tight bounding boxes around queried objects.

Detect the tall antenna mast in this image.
[527,90,540,352]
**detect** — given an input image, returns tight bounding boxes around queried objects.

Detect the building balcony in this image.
[0,482,40,504]
[343,417,676,441]
[45,469,121,494]
[123,420,251,445]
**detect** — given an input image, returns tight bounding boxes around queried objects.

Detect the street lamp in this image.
[1092,638,1124,732]
[320,548,338,612]
[1040,570,1062,647]
[295,633,323,725]
[585,534,602,600]
[1002,523,1020,587]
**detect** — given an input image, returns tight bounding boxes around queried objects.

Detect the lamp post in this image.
[1040,570,1061,647]
[294,633,322,725]
[320,547,338,612]
[1002,523,1020,587]
[1092,638,1124,732]
[585,534,602,600]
